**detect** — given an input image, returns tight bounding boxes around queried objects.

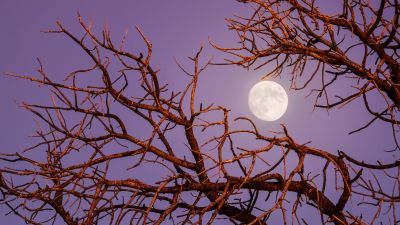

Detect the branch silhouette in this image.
[1,1,400,224]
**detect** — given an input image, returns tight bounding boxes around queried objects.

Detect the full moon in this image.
[248,81,288,121]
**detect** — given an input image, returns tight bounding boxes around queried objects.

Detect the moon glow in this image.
[248,81,288,121]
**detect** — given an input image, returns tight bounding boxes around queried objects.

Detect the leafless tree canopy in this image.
[216,0,400,131]
[1,1,399,225]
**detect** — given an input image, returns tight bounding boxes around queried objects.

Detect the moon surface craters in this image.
[248,81,288,121]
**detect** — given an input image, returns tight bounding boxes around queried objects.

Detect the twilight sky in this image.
[0,1,396,224]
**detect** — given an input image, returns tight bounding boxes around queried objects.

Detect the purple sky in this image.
[0,1,397,224]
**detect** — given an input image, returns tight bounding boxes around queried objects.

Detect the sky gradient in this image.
[0,1,397,224]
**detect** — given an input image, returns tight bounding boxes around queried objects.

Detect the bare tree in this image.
[0,1,399,224]
[216,0,400,133]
